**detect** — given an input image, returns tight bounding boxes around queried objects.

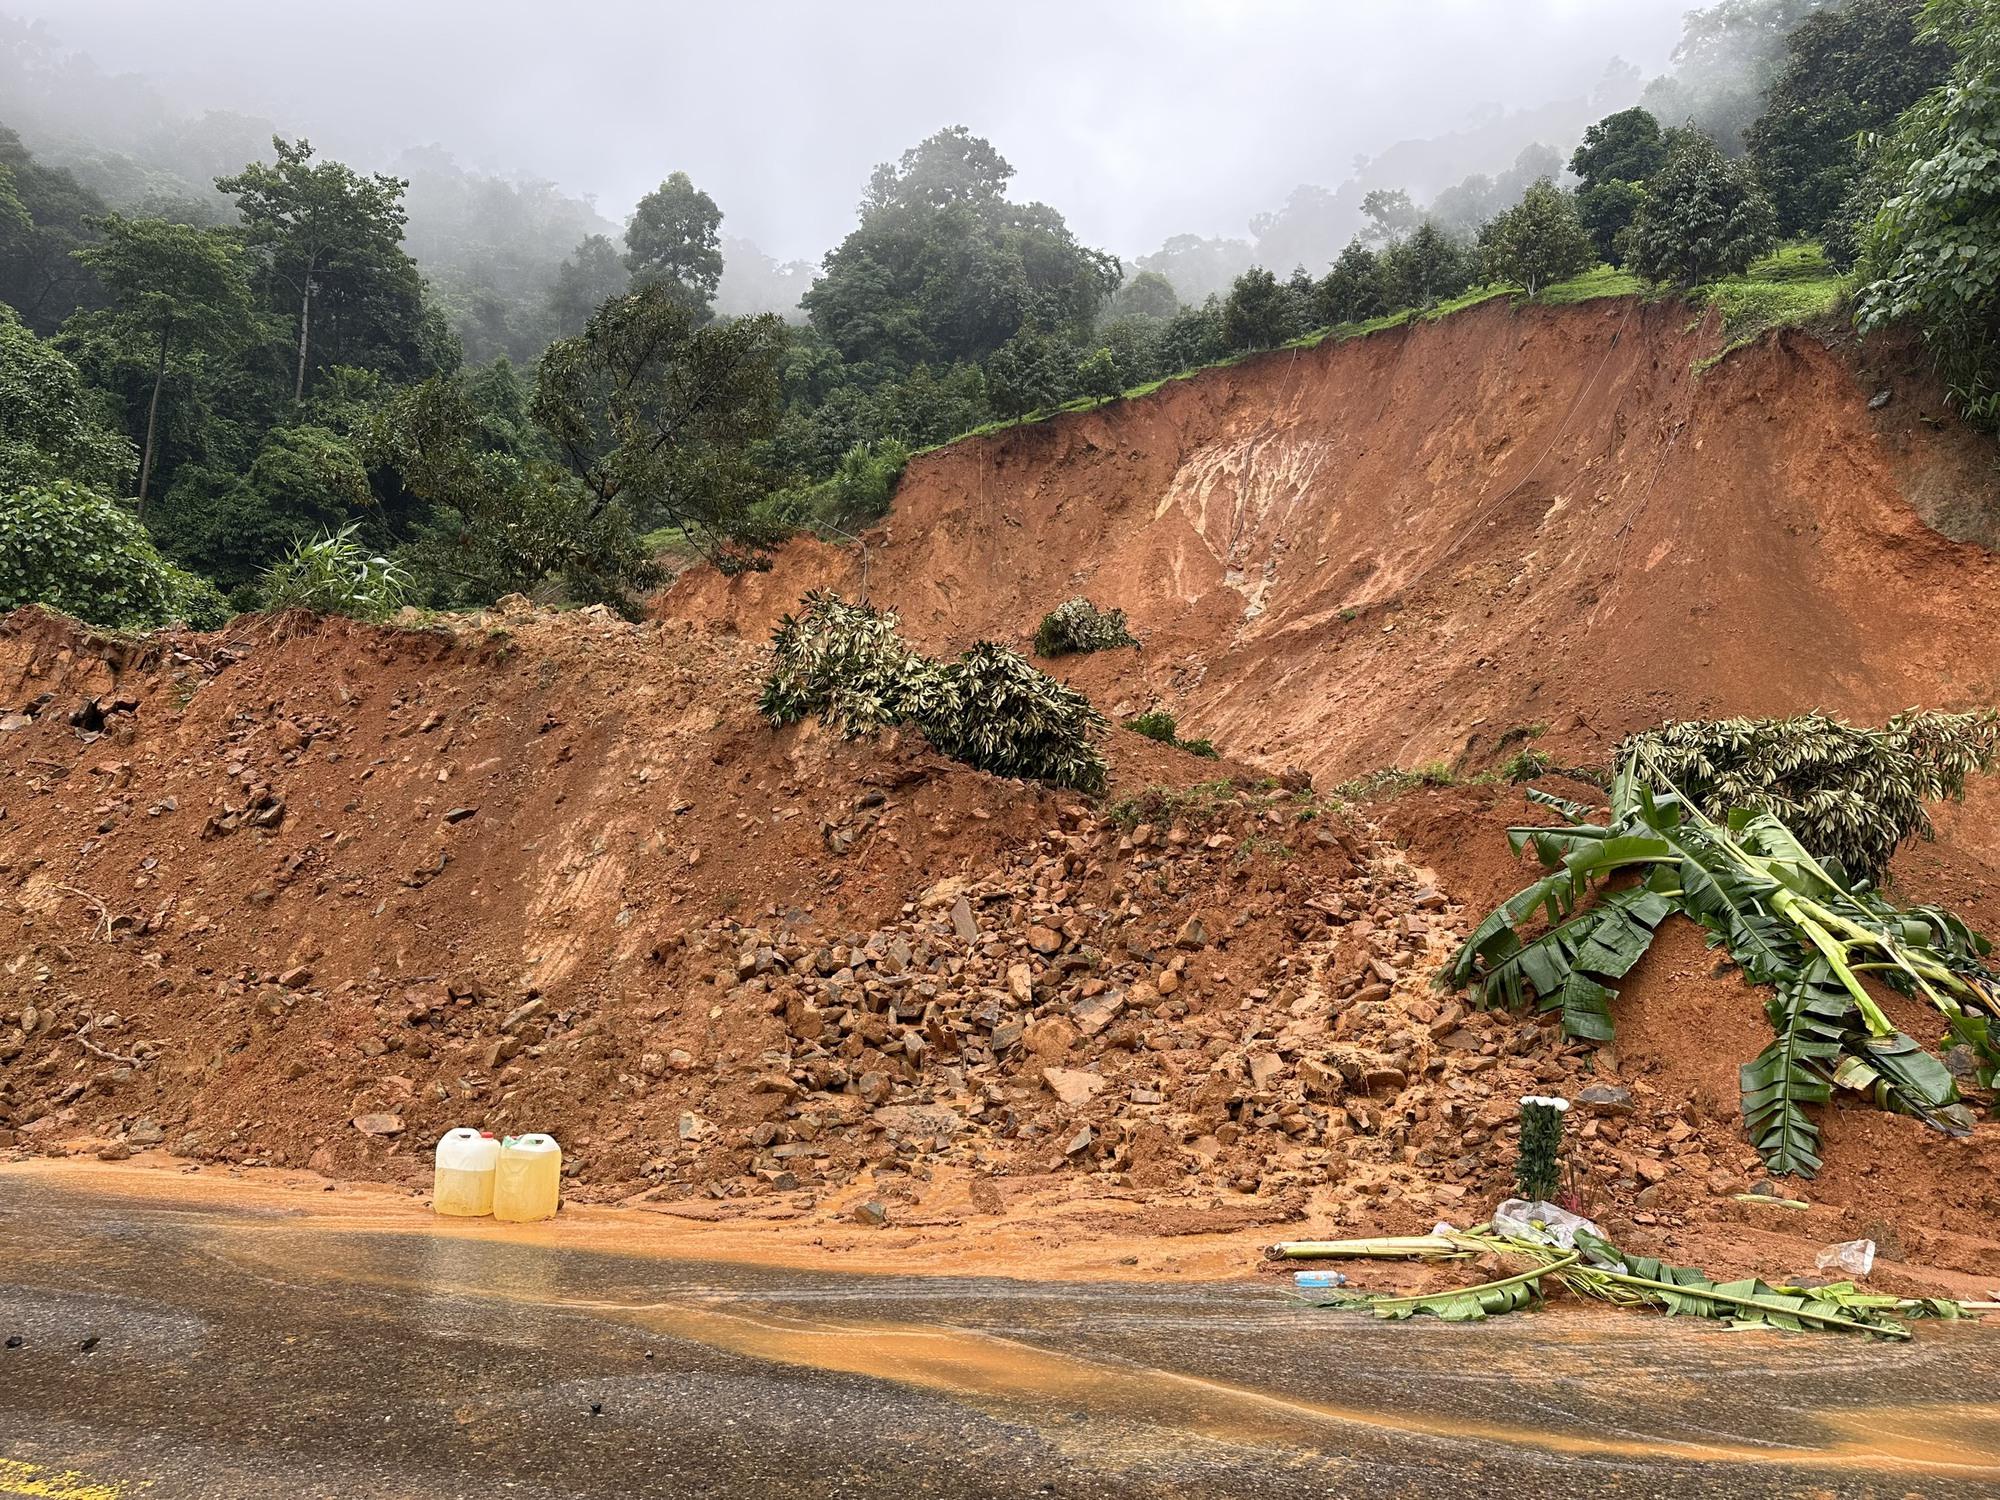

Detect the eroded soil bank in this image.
[7,298,2000,1293]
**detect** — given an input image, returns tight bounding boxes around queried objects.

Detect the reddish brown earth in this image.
[677,297,2000,781]
[7,296,2000,1295]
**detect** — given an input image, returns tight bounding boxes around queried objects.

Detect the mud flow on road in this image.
[5,1177,2000,1499]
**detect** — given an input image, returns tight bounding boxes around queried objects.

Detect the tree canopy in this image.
[801,126,1120,376]
[1854,0,2000,429]
[624,171,723,310]
[1629,130,1778,285]
[217,136,437,400]
[531,282,787,550]
[1483,179,1597,296]
[1746,0,1953,238]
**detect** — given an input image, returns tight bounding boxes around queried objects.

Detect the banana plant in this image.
[1446,768,2000,1177]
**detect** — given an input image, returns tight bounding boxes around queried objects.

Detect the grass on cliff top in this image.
[906,244,1839,465]
[1698,242,1848,347]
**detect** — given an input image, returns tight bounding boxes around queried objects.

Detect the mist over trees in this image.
[3,0,1998,635]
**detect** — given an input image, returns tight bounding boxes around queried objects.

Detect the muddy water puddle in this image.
[4,1176,1999,1498]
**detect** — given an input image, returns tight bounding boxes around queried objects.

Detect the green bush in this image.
[1034,596,1137,657]
[760,590,1108,792]
[763,438,911,535]
[918,642,1108,794]
[260,523,412,620]
[162,565,233,630]
[758,590,931,737]
[1126,708,1220,759]
[0,480,190,629]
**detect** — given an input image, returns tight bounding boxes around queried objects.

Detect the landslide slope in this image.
[676,297,2000,781]
[9,295,2000,1283]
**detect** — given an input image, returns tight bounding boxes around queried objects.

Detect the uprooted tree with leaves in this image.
[1447,728,2000,1179]
[761,590,1109,793]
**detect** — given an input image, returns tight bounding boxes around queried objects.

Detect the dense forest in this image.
[2,0,1997,630]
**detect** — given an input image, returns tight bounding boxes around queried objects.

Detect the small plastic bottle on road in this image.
[493,1134,562,1222]
[433,1128,500,1217]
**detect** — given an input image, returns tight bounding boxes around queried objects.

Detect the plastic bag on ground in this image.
[1815,1238,1877,1277]
[1492,1198,1605,1252]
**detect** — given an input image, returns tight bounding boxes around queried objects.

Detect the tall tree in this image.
[1855,0,2000,430]
[1640,0,1837,153]
[0,125,106,331]
[217,137,423,401]
[1745,0,1953,238]
[624,171,723,309]
[531,282,786,550]
[545,233,630,337]
[1629,130,1778,285]
[1571,107,1668,264]
[1107,269,1179,321]
[1571,107,1669,188]
[1358,188,1420,245]
[1483,179,1598,296]
[1221,267,1296,351]
[802,126,1119,374]
[70,214,260,510]
[1317,240,1388,325]
[0,305,133,494]
[1381,221,1476,308]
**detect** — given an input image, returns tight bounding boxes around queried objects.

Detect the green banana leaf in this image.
[1313,1253,1579,1322]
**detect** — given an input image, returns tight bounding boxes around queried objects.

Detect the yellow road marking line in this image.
[0,1458,149,1500]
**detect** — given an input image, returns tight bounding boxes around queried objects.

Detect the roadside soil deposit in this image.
[8,296,2000,1299]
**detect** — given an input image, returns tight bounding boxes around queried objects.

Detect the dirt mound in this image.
[9,295,2000,1288]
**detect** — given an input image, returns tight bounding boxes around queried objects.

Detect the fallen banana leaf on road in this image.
[1280,1224,1981,1339]
[1336,1253,1580,1322]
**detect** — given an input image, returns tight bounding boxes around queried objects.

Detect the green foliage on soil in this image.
[1033,596,1137,658]
[760,589,1108,793]
[1,480,211,630]
[1127,708,1220,758]
[1446,746,2000,1179]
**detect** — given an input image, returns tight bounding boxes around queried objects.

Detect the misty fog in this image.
[8,0,1690,275]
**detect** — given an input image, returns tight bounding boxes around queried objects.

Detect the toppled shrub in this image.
[758,590,930,737]
[760,590,1108,792]
[1034,596,1136,657]
[260,524,411,620]
[1127,708,1220,759]
[920,642,1108,794]
[1618,711,2000,882]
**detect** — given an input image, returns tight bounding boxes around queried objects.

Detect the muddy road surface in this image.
[4,1175,2000,1499]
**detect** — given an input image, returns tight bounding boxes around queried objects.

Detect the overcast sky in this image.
[16,0,1693,261]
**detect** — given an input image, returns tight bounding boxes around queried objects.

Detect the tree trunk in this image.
[138,324,169,516]
[294,277,313,403]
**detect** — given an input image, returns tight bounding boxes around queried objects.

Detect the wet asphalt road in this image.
[4,1178,2000,1498]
